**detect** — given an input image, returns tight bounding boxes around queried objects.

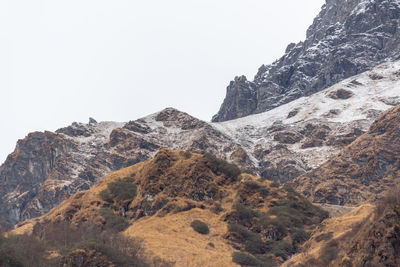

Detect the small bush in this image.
[291,229,311,244]
[232,252,260,266]
[228,224,259,241]
[100,208,130,232]
[100,189,113,203]
[190,220,209,234]
[204,153,241,180]
[376,185,400,216]
[234,203,257,221]
[245,238,272,255]
[211,202,224,214]
[108,177,137,202]
[0,249,23,267]
[272,241,293,260]
[244,181,262,190]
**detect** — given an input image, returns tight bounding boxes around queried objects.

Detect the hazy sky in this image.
[0,0,324,163]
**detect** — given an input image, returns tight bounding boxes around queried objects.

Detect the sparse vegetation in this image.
[291,229,311,244]
[100,208,130,232]
[232,251,260,266]
[319,240,339,264]
[0,221,172,267]
[227,185,329,264]
[244,181,262,190]
[100,189,113,203]
[108,177,137,202]
[234,203,257,221]
[179,150,192,159]
[100,176,137,206]
[211,202,224,214]
[204,153,241,180]
[315,232,333,242]
[190,220,210,234]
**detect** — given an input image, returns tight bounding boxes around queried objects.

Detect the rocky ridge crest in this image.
[212,0,400,122]
[0,61,399,225]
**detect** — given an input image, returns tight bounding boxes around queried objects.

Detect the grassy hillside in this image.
[12,149,328,266]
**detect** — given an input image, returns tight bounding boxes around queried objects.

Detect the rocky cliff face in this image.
[0,111,241,225]
[212,0,400,122]
[1,61,399,225]
[290,103,400,206]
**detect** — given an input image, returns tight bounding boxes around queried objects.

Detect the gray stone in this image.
[212,0,400,122]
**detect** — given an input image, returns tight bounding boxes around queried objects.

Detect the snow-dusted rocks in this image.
[1,61,399,225]
[212,0,400,122]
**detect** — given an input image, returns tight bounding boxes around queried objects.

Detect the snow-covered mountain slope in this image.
[1,61,399,225]
[213,0,400,122]
[213,60,400,182]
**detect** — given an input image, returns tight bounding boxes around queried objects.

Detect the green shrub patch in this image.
[190,220,210,234]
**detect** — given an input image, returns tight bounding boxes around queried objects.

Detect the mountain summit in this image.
[212,0,400,122]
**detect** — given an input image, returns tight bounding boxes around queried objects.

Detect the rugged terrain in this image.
[290,104,400,206]
[283,187,400,267]
[212,0,400,122]
[1,61,399,225]
[13,149,328,266]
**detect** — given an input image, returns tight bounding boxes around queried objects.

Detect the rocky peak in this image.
[212,0,400,122]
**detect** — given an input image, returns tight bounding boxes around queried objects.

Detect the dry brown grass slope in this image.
[13,149,328,267]
[283,186,400,267]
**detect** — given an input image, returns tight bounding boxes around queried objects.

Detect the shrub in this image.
[234,203,257,221]
[228,224,259,241]
[272,241,293,260]
[190,220,210,234]
[100,208,130,232]
[0,233,48,266]
[100,189,113,203]
[211,202,224,214]
[108,177,137,202]
[0,249,23,267]
[244,181,262,190]
[315,232,333,242]
[204,153,241,180]
[291,229,311,244]
[244,238,272,255]
[376,185,400,216]
[37,221,172,267]
[232,252,260,266]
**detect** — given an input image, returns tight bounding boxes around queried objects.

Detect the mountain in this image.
[0,110,240,225]
[13,149,328,267]
[1,60,399,225]
[212,0,400,122]
[283,187,400,266]
[290,103,400,206]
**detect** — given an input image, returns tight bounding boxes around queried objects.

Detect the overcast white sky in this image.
[0,0,324,163]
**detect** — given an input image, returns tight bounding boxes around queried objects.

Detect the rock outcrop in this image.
[290,104,400,206]
[1,60,399,225]
[212,0,400,122]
